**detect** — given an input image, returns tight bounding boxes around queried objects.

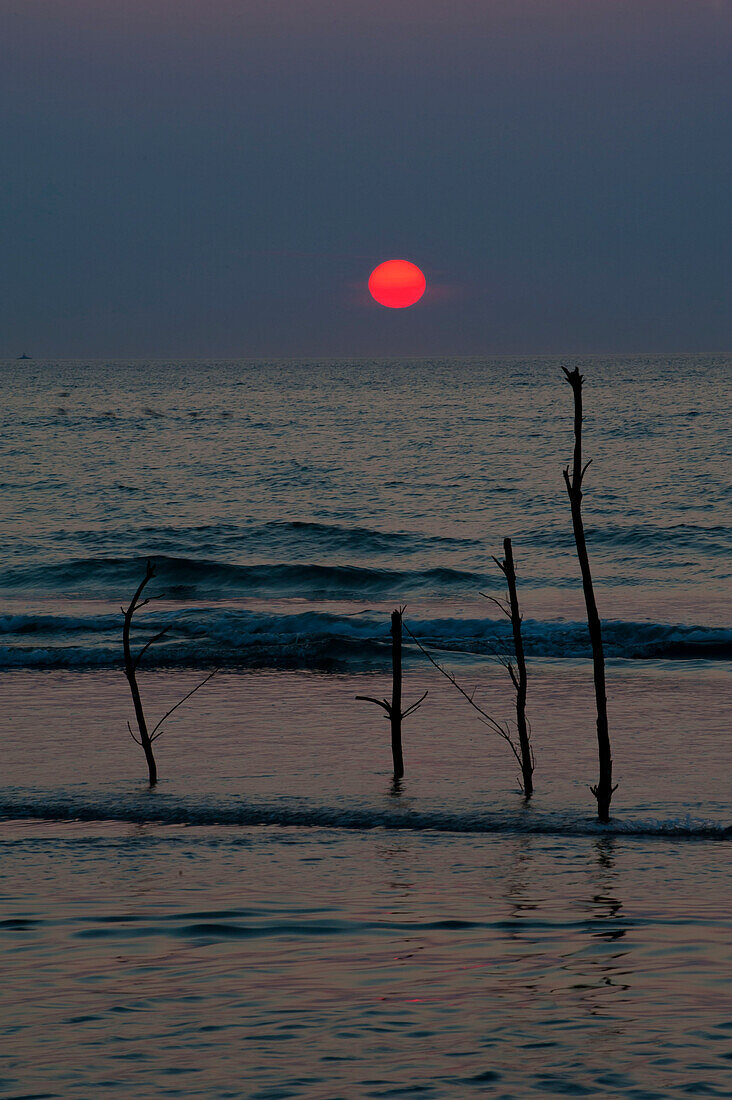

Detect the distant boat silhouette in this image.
[17,353,32,360]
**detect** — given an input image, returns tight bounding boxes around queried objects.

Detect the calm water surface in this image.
[0,821,729,1099]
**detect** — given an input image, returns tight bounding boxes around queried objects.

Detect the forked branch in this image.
[356,608,426,779]
[122,560,217,785]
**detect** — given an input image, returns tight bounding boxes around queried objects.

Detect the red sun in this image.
[368,259,426,308]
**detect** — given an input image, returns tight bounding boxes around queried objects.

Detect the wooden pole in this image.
[356,608,426,779]
[122,561,216,788]
[562,367,616,822]
[501,538,533,797]
[390,609,404,779]
[123,561,158,787]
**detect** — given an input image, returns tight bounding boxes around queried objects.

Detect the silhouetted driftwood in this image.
[357,607,427,778]
[122,560,216,787]
[404,622,529,788]
[484,537,534,796]
[562,367,616,822]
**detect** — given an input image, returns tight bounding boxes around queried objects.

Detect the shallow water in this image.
[0,357,729,1096]
[1,666,729,833]
[1,665,730,1096]
[1,823,729,1099]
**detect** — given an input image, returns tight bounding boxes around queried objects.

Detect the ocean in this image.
[0,355,729,1097]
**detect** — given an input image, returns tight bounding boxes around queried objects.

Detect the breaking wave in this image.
[0,607,728,670]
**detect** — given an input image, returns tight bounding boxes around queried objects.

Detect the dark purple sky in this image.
[2,0,730,356]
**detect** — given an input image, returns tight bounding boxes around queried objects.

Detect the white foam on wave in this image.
[0,607,728,668]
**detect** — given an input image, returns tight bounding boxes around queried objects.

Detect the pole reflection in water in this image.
[566,838,632,1019]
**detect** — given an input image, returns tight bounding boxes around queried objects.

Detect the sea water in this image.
[0,356,729,1097]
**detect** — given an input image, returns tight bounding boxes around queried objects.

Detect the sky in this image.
[1,0,730,357]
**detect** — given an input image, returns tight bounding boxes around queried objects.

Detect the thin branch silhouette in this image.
[402,622,524,772]
[149,670,219,742]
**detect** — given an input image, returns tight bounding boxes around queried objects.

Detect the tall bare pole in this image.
[390,609,404,777]
[562,367,616,821]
